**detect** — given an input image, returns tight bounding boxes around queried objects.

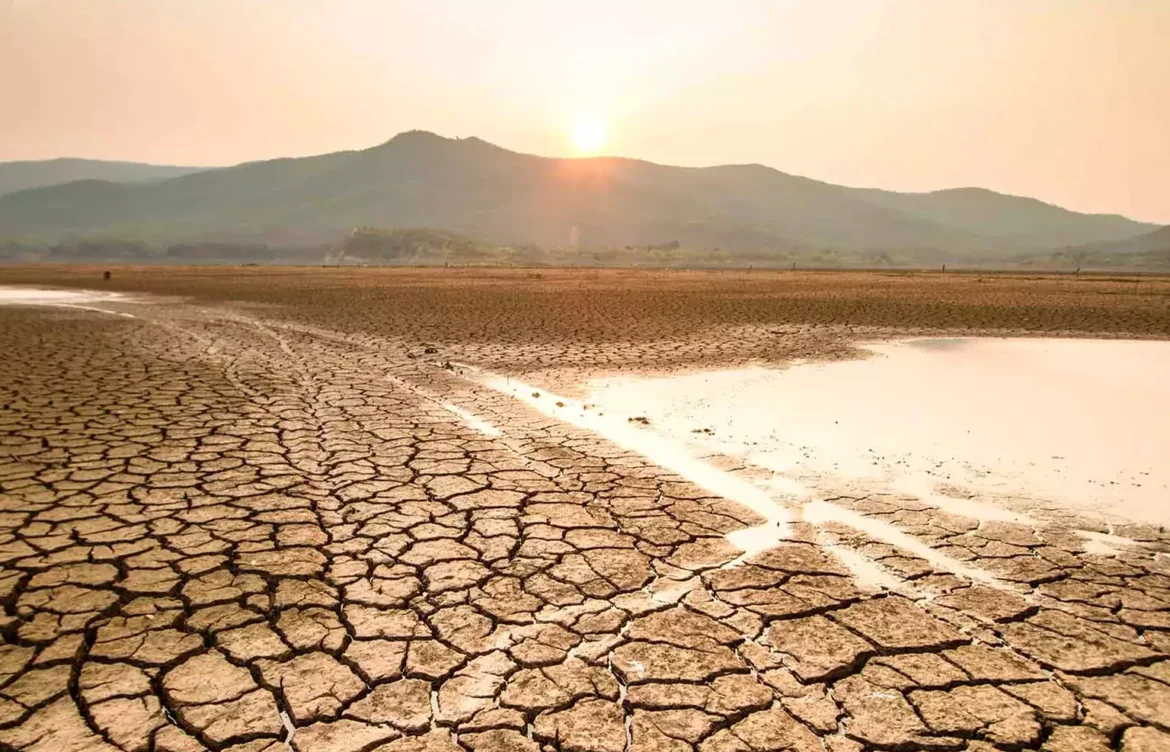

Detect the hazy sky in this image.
[3,0,1168,222]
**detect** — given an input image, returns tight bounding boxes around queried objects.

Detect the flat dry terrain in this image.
[6,265,1170,387]
[1,266,1169,752]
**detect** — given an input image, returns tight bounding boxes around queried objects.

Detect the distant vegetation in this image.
[3,226,1167,271]
[0,238,321,265]
[331,228,535,265]
[0,132,1166,270]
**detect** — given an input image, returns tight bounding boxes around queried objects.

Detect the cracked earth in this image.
[1,272,1169,752]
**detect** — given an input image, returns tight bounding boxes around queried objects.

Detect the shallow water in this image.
[471,355,1018,587]
[584,338,1170,526]
[0,286,135,316]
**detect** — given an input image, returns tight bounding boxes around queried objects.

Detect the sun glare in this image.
[571,117,607,155]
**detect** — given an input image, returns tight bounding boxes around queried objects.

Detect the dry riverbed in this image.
[1,267,1169,752]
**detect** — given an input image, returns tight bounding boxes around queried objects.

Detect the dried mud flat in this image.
[1,266,1170,752]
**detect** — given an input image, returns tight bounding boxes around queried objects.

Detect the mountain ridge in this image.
[1065,224,1170,255]
[0,158,206,197]
[0,132,1157,258]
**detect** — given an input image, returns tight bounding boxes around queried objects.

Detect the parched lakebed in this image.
[1,273,1169,752]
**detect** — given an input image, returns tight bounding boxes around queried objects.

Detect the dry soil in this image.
[0,266,1168,752]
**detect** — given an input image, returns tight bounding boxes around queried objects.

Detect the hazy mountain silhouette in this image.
[843,186,1152,249]
[0,132,1156,256]
[1006,224,1170,271]
[0,158,205,197]
[1064,224,1170,255]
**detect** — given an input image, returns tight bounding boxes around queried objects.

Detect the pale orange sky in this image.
[2,0,1168,222]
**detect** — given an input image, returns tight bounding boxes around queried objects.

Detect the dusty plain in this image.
[1,266,1170,752]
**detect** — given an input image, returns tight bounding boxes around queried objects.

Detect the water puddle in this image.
[584,338,1170,527]
[470,367,1008,588]
[0,286,136,317]
[470,337,1169,589]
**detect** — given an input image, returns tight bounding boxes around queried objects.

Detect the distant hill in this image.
[1065,224,1170,255]
[1009,225,1170,272]
[843,186,1153,249]
[0,158,205,197]
[0,132,1157,261]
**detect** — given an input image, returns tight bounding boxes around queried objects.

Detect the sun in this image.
[571,116,607,155]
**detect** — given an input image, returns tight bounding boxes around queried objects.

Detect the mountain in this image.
[1010,225,1170,271]
[843,186,1154,249]
[0,158,205,197]
[0,132,1156,258]
[1065,224,1170,255]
